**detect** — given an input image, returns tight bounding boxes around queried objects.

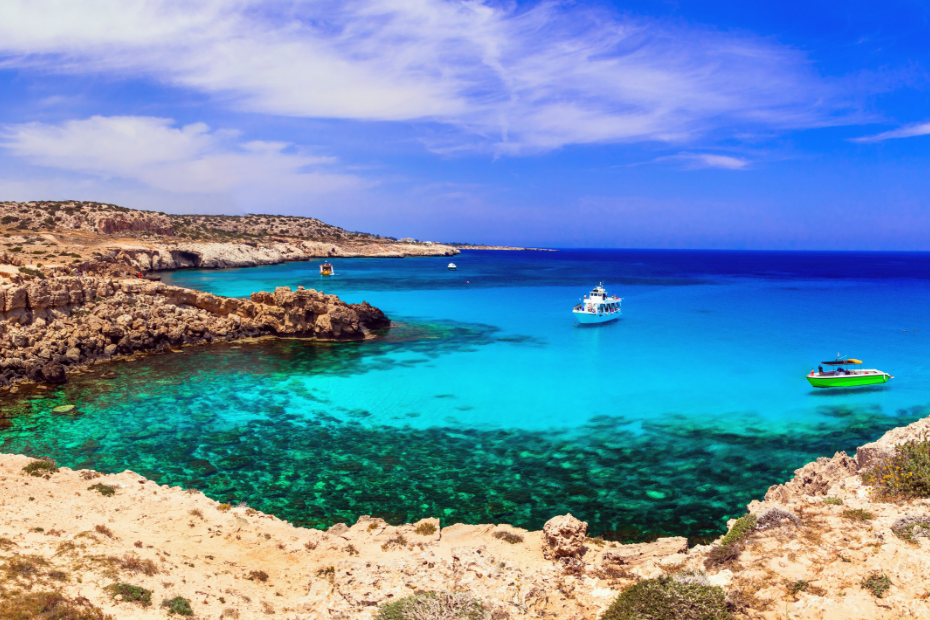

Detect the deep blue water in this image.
[2,249,929,542]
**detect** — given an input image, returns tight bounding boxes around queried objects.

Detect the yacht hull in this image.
[807,373,890,388]
[574,311,621,324]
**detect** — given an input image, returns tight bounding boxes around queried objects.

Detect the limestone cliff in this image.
[0,277,389,387]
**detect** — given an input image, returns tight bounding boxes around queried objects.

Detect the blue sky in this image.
[0,0,928,249]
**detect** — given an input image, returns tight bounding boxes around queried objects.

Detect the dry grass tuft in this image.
[0,591,112,620]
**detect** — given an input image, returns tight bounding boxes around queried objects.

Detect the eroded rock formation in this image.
[542,513,588,560]
[0,277,389,387]
[763,451,858,503]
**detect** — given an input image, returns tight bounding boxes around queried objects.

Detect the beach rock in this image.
[40,362,67,385]
[764,451,857,502]
[542,513,588,560]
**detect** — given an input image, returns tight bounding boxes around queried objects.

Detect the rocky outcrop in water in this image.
[0,276,389,387]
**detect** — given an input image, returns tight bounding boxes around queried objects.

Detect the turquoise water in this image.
[2,250,929,542]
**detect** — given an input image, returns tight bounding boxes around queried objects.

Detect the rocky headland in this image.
[0,276,388,390]
[2,416,930,619]
[0,200,458,279]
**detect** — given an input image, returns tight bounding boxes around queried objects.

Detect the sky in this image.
[0,0,928,249]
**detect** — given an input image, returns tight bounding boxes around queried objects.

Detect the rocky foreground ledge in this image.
[0,276,389,388]
[2,419,930,619]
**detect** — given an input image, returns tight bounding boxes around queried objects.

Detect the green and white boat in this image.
[806,357,892,388]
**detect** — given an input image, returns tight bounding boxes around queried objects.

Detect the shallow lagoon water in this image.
[2,249,929,542]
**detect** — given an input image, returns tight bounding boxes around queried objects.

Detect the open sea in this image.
[2,249,929,543]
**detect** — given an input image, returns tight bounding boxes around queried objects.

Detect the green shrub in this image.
[375,591,487,620]
[601,577,731,620]
[861,573,891,598]
[841,508,873,521]
[22,458,58,477]
[720,514,756,546]
[106,583,153,607]
[822,497,843,505]
[862,433,930,499]
[88,483,116,497]
[162,596,193,616]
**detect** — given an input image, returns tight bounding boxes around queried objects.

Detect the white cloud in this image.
[644,152,750,170]
[1,115,363,196]
[0,0,851,153]
[851,121,930,143]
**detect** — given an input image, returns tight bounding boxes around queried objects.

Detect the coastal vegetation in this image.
[860,573,892,598]
[492,530,523,544]
[0,591,112,620]
[862,433,930,499]
[105,582,153,607]
[375,591,488,620]
[21,457,57,477]
[601,576,730,620]
[162,595,194,615]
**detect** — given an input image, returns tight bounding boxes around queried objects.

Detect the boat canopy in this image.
[822,359,863,365]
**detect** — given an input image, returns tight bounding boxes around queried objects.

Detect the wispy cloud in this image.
[1,116,363,196]
[851,121,930,143]
[0,0,854,153]
[644,152,751,170]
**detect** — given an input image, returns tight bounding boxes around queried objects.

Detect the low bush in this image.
[601,577,731,620]
[703,544,741,570]
[863,433,930,499]
[822,497,843,505]
[106,583,153,607]
[95,524,114,538]
[0,592,112,620]
[375,591,488,620]
[22,457,58,477]
[755,508,799,531]
[3,555,49,579]
[492,530,524,544]
[162,596,194,616]
[861,573,892,598]
[248,570,269,582]
[719,514,756,546]
[88,483,116,497]
[414,521,438,536]
[117,553,159,576]
[381,535,408,551]
[842,508,873,521]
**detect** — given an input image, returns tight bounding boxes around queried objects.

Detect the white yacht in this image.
[573,284,622,324]
[448,263,457,270]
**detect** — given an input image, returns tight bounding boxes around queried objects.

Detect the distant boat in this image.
[448,263,457,270]
[320,262,334,276]
[807,357,892,388]
[572,283,621,324]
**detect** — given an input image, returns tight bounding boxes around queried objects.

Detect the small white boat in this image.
[573,283,621,324]
[448,263,457,270]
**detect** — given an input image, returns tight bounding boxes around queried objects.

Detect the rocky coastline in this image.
[1,417,930,619]
[0,276,389,390]
[0,201,459,278]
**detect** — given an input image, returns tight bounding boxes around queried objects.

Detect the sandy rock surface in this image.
[0,454,681,620]
[3,420,930,618]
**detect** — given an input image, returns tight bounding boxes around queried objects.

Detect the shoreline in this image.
[2,417,929,618]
